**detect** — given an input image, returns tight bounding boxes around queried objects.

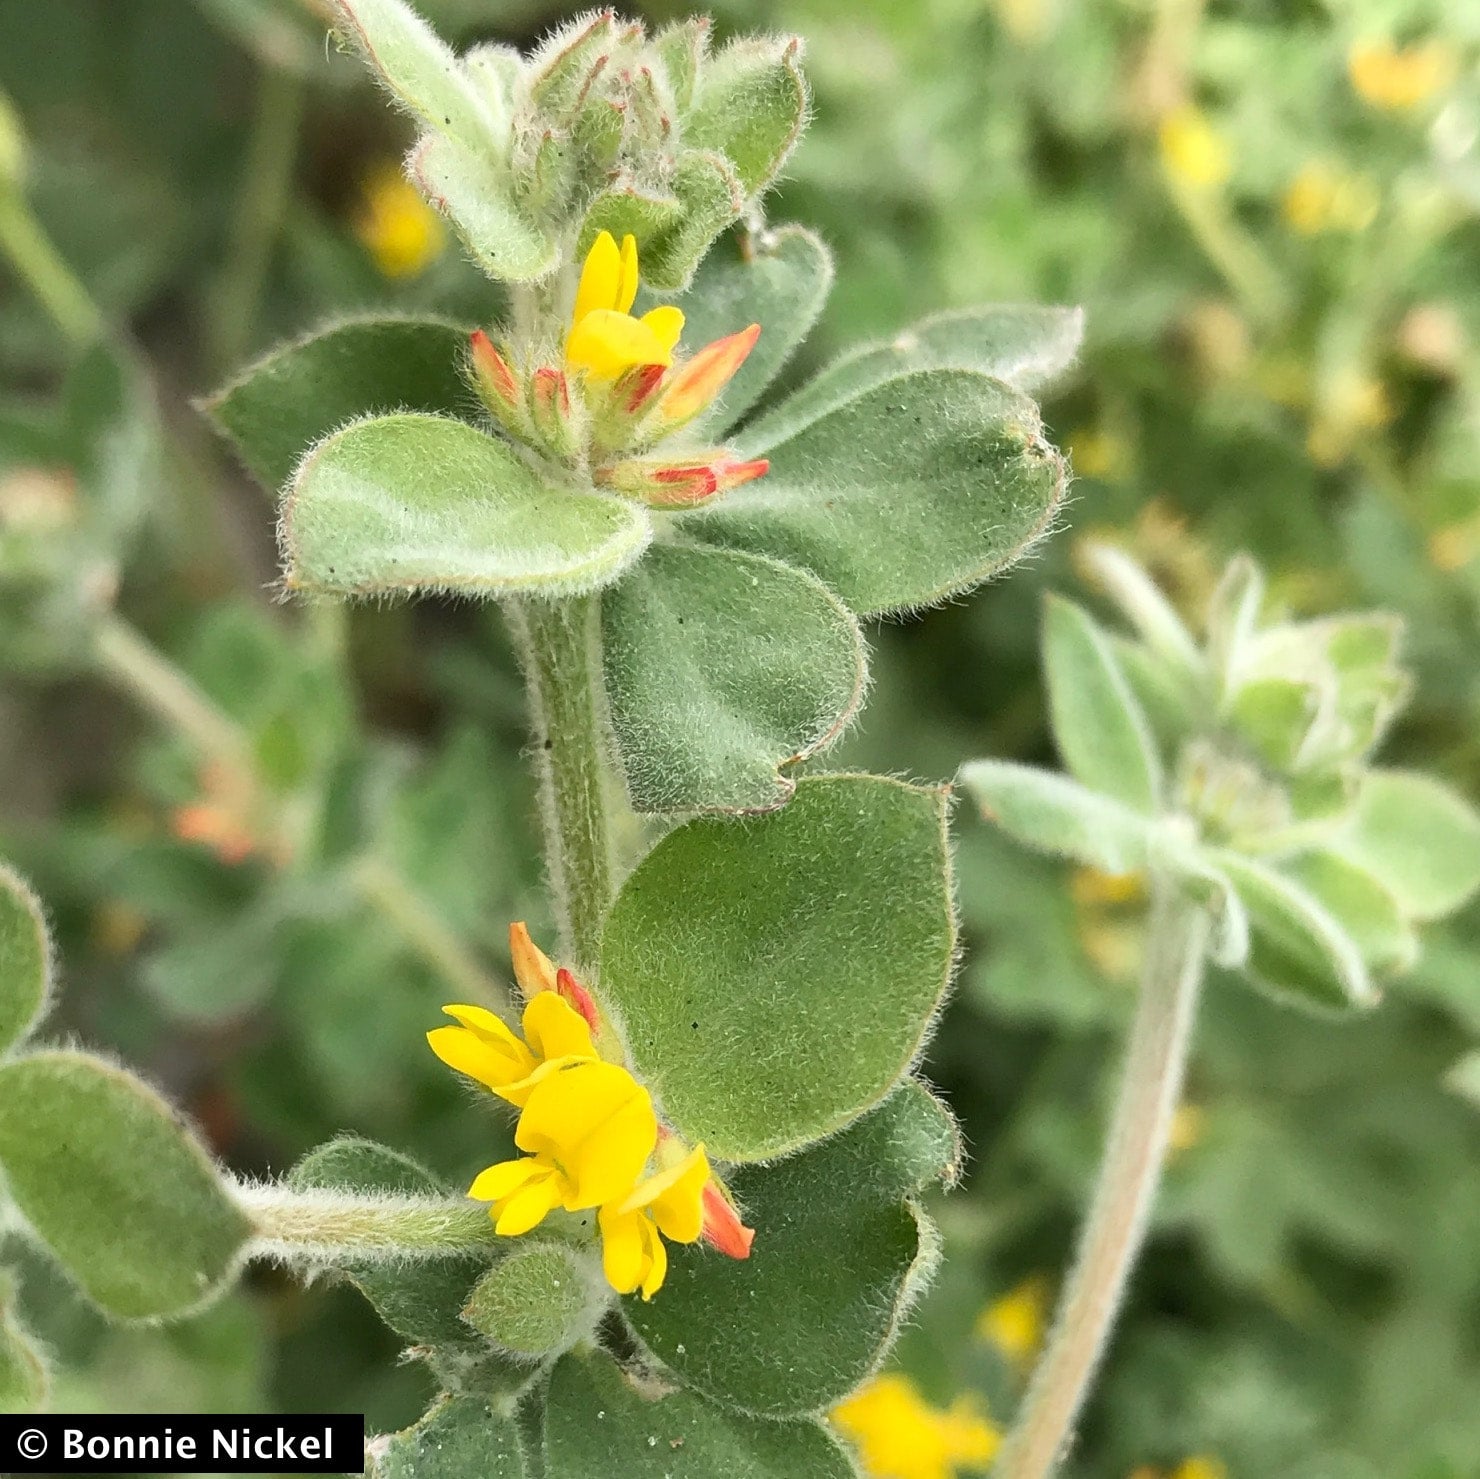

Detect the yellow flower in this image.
[1167,1102,1207,1157]
[1173,1460,1228,1479]
[1282,162,1379,236]
[355,163,445,279]
[470,1059,658,1234]
[975,1275,1050,1368]
[1068,426,1129,482]
[1158,106,1231,190]
[565,230,686,380]
[427,992,596,1108]
[598,1140,711,1300]
[833,1373,999,1479]
[1348,39,1454,112]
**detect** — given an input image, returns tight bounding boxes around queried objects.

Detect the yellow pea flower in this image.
[565,230,686,380]
[833,1373,999,1479]
[355,162,445,279]
[976,1275,1050,1368]
[1348,39,1455,112]
[427,992,596,1108]
[598,1140,711,1300]
[470,1059,659,1234]
[1158,106,1231,190]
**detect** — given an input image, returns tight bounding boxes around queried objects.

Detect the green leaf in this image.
[746,303,1084,448]
[0,1050,248,1318]
[644,224,833,435]
[684,36,809,196]
[1214,852,1376,1011]
[0,1270,49,1412]
[204,317,473,494]
[600,774,954,1161]
[1042,594,1162,813]
[408,132,560,283]
[281,413,651,598]
[287,1136,496,1352]
[1332,770,1480,922]
[543,1350,857,1477]
[1078,541,1203,675]
[461,1243,599,1359]
[640,150,746,292]
[1282,850,1419,976]
[0,863,50,1056]
[371,1394,528,1479]
[1446,1051,1480,1109]
[328,0,492,151]
[627,1080,956,1417]
[683,369,1067,617]
[601,544,866,814]
[959,760,1156,875]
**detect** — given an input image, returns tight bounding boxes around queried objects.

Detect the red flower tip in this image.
[469,329,520,410]
[701,1179,755,1260]
[555,966,602,1035]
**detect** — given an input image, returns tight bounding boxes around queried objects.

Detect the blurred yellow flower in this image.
[355,163,445,279]
[1348,39,1455,112]
[1129,1457,1227,1479]
[1158,106,1231,190]
[975,1275,1050,1367]
[833,1373,999,1479]
[1429,519,1480,573]
[1069,426,1129,482]
[1167,1102,1207,1157]
[1282,162,1380,235]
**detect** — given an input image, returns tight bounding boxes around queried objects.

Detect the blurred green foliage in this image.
[3,0,1480,1473]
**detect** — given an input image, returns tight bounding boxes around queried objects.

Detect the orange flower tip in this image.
[701,1181,755,1260]
[555,966,602,1034]
[469,329,520,408]
[656,324,762,429]
[509,921,558,998]
[619,361,669,416]
[532,366,572,415]
[717,457,768,491]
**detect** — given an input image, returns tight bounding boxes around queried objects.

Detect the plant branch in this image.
[0,185,102,346]
[237,1184,497,1262]
[505,595,617,968]
[996,880,1211,1479]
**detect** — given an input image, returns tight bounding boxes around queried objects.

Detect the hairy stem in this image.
[997,883,1211,1479]
[0,186,102,345]
[237,1185,497,1262]
[506,595,616,967]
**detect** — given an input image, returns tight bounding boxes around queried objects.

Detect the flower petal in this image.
[567,310,677,379]
[427,1024,535,1092]
[468,1157,546,1202]
[617,233,640,314]
[639,305,686,356]
[516,1061,657,1208]
[638,1214,668,1300]
[494,1169,563,1236]
[620,1142,710,1244]
[573,229,623,324]
[599,1203,647,1295]
[509,921,558,999]
[522,991,597,1063]
[654,324,760,432]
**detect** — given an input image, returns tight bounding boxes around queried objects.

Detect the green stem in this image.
[209,66,305,374]
[0,186,102,345]
[94,613,250,769]
[505,595,616,967]
[237,1184,497,1262]
[996,882,1211,1479]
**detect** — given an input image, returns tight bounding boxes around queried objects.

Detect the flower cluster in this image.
[467,231,768,506]
[428,923,752,1299]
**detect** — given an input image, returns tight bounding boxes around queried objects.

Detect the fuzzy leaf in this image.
[1042,594,1162,813]
[462,1243,596,1359]
[371,1394,528,1479]
[281,413,650,598]
[0,1271,48,1412]
[640,151,746,292]
[960,760,1156,875]
[1215,852,1376,1011]
[204,318,473,494]
[684,36,809,196]
[599,774,953,1161]
[409,132,559,283]
[287,1137,503,1357]
[1332,770,1480,922]
[644,224,833,434]
[543,1350,857,1477]
[683,369,1067,617]
[1282,850,1419,976]
[628,1080,956,1417]
[328,0,492,151]
[1078,541,1204,675]
[0,863,50,1055]
[0,1051,248,1318]
[746,303,1084,448]
[601,544,866,814]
